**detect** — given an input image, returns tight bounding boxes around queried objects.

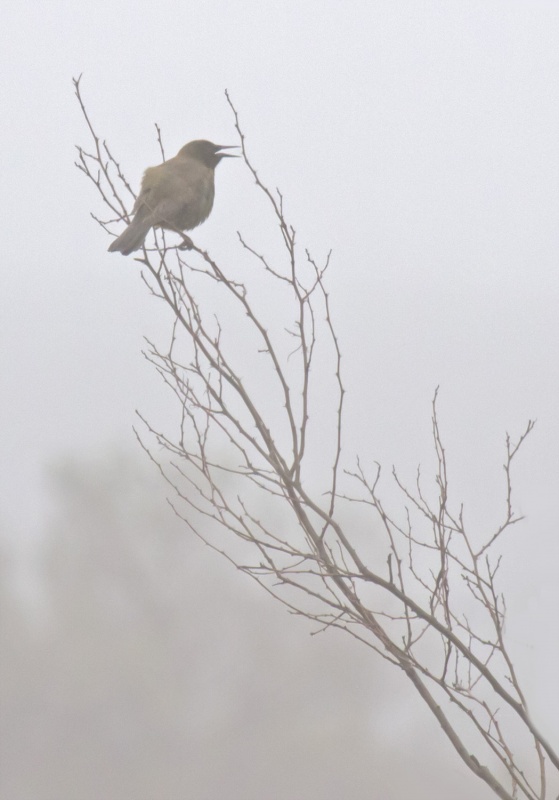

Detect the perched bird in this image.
[108,140,237,255]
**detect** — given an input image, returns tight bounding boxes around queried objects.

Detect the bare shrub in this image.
[75,76,558,800]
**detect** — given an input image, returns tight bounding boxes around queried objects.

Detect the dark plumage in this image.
[108,140,237,255]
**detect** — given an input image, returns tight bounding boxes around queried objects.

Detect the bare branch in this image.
[76,80,558,800]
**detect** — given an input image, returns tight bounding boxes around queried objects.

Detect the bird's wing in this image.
[132,158,212,230]
[132,165,161,215]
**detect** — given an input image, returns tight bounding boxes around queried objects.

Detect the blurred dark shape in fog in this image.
[1,450,495,799]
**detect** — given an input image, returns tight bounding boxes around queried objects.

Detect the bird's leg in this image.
[177,233,194,250]
[160,225,195,251]
[166,227,194,250]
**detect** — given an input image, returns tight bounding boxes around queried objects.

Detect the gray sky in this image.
[1,0,558,779]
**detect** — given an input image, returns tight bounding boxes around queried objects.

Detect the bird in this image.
[108,140,237,255]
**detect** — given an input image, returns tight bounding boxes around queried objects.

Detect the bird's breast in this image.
[165,168,214,231]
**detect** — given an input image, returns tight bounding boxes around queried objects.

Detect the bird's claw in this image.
[178,235,194,251]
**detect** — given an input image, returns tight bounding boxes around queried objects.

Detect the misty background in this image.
[1,2,558,798]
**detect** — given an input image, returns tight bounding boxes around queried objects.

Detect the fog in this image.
[1,2,558,798]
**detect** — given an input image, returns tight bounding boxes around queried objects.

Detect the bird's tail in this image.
[108,215,152,255]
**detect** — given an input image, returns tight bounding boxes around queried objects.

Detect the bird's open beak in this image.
[216,145,240,158]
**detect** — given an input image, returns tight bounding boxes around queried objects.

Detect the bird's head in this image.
[178,140,239,168]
